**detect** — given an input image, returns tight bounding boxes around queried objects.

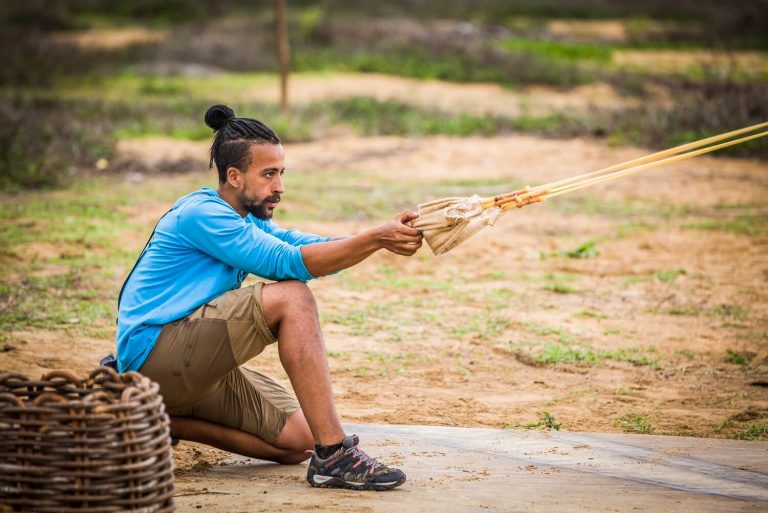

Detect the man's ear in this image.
[226,166,242,188]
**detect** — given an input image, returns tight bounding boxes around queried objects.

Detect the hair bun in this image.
[204,104,236,131]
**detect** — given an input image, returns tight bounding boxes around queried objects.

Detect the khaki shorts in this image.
[139,282,299,444]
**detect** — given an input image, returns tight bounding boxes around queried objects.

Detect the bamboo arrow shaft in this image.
[544,129,768,199]
[484,121,768,208]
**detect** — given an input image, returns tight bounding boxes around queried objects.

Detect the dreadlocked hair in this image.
[204,104,281,183]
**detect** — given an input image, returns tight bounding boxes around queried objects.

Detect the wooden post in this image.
[274,0,290,111]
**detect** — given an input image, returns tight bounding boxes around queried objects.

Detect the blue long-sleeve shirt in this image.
[116,187,329,372]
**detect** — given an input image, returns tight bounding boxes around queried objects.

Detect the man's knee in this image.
[276,450,312,465]
[263,280,318,319]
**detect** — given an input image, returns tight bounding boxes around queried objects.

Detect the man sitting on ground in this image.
[116,104,423,491]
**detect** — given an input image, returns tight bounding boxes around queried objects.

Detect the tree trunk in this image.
[274,0,290,112]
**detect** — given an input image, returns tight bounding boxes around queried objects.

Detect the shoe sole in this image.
[308,473,406,491]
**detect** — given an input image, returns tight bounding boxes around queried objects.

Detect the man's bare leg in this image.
[169,409,313,465]
[260,281,346,446]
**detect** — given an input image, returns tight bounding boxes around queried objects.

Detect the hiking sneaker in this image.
[306,435,406,491]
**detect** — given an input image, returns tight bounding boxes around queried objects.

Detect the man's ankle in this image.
[314,440,344,459]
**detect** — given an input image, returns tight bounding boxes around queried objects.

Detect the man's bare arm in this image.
[301,210,422,277]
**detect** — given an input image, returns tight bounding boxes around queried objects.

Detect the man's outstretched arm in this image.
[301,210,422,277]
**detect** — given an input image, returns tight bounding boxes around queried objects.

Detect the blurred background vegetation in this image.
[1,0,767,190]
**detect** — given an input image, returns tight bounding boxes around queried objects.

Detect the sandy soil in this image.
[243,73,627,117]
[52,27,168,50]
[4,130,766,480]
[2,58,767,505]
[613,49,768,75]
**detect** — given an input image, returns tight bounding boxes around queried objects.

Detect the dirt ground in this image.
[240,72,629,117]
[4,130,767,473]
[2,71,767,482]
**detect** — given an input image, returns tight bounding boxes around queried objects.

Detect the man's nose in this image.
[273,175,285,194]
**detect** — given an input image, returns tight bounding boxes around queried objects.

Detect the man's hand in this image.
[375,211,423,256]
[302,210,424,277]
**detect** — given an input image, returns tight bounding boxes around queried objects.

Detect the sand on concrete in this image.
[173,423,768,513]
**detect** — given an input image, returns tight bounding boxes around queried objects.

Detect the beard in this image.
[242,193,281,219]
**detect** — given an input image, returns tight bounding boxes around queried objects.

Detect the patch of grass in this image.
[366,351,412,363]
[514,325,659,368]
[576,309,610,319]
[533,343,659,368]
[729,423,768,441]
[716,415,768,441]
[725,348,750,366]
[323,97,584,138]
[450,313,511,341]
[623,274,652,285]
[614,385,644,397]
[544,272,582,282]
[626,268,687,285]
[363,351,416,378]
[490,288,519,305]
[655,268,686,283]
[499,38,613,64]
[533,344,600,365]
[614,412,654,434]
[296,47,489,84]
[387,327,404,343]
[542,411,561,430]
[296,42,597,88]
[324,311,373,336]
[658,306,702,316]
[541,283,580,294]
[560,240,599,259]
[505,411,561,431]
[323,301,395,337]
[648,303,749,320]
[683,216,767,236]
[325,97,504,137]
[539,271,582,294]
[714,418,734,432]
[0,270,116,336]
[482,269,508,280]
[327,350,351,359]
[708,304,748,320]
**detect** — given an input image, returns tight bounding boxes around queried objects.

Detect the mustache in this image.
[266,195,281,203]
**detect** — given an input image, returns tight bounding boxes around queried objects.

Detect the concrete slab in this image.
[174,423,768,512]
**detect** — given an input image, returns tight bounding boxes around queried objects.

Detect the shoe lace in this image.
[345,445,382,472]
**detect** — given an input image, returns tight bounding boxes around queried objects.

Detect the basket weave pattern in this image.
[0,367,175,512]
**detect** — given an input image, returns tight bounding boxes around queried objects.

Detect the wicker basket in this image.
[0,367,175,512]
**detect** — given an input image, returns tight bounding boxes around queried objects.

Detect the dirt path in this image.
[244,72,627,117]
